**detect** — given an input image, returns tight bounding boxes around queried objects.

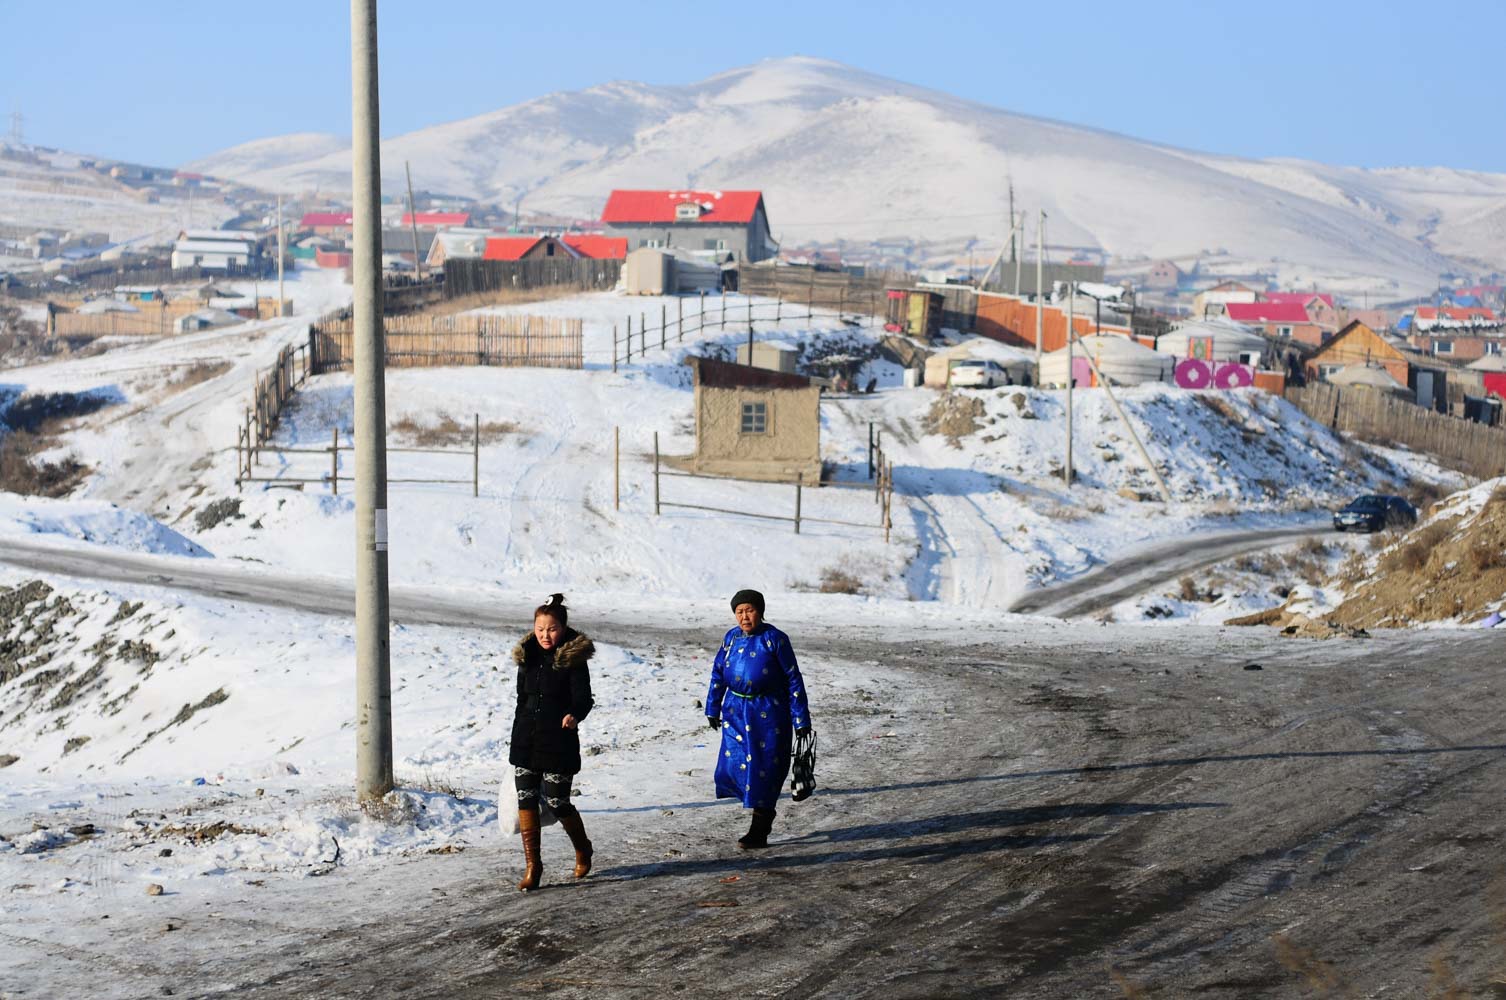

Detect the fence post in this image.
[884,461,893,543]
[612,324,618,373]
[614,425,620,512]
[748,296,753,329]
[678,295,683,342]
[332,426,339,495]
[867,422,874,479]
[776,294,782,323]
[661,303,667,350]
[235,426,243,489]
[641,312,646,356]
[839,286,845,319]
[721,289,726,330]
[653,431,661,516]
[794,473,802,535]
[626,315,633,362]
[699,289,706,334]
[473,413,480,498]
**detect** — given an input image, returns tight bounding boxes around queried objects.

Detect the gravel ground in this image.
[20,621,1498,999]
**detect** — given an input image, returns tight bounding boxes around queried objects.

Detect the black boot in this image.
[737,808,776,850]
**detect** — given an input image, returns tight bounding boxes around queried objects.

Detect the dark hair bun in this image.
[534,593,569,626]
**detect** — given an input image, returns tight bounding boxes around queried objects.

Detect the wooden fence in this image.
[50,296,290,338]
[236,340,314,472]
[1285,382,1506,479]
[443,258,623,297]
[643,428,896,539]
[309,313,584,372]
[236,418,481,495]
[737,264,912,317]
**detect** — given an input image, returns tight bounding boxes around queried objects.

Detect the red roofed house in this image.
[561,234,627,260]
[1224,301,1325,346]
[600,190,775,263]
[301,212,354,240]
[1262,292,1339,330]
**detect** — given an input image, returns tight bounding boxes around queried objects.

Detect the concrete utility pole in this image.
[351,0,393,802]
[1064,283,1074,488]
[275,194,285,316]
[1035,211,1046,370]
[1013,211,1023,298]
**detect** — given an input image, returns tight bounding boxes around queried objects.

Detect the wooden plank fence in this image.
[443,258,622,297]
[1286,382,1506,479]
[309,313,583,372]
[50,296,290,338]
[737,264,912,317]
[236,340,313,478]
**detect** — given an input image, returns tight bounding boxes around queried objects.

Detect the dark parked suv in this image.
[1333,495,1419,533]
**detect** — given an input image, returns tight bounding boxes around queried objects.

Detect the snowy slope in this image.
[0,147,235,244]
[5,285,1445,617]
[187,57,1502,297]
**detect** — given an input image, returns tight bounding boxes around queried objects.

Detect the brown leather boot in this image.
[556,811,593,879]
[517,808,542,892]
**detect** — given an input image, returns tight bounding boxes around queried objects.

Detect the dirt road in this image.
[1008,523,1329,618]
[49,620,1496,999]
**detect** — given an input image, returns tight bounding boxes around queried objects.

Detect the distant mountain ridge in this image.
[185,57,1506,298]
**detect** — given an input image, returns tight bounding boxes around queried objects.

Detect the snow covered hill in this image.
[187,57,1506,298]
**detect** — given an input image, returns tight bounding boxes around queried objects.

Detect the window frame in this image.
[739,400,769,435]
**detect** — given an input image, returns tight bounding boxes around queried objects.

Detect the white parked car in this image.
[949,359,1012,388]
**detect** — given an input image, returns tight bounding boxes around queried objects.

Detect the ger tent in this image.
[1326,365,1412,397]
[1039,334,1173,387]
[1156,320,1268,364]
[923,338,1034,387]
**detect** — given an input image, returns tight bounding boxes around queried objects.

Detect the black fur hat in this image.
[730,589,765,615]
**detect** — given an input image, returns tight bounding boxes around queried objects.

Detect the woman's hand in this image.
[561,715,578,730]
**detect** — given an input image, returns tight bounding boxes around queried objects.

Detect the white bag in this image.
[497,781,556,836]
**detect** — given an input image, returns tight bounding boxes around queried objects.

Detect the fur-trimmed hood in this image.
[513,630,594,671]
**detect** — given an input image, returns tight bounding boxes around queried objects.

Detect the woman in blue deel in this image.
[705,588,812,849]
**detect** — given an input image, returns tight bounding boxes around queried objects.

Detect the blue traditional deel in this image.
[706,622,812,810]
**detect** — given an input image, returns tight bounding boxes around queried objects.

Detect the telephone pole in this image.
[1064,283,1074,488]
[351,0,393,802]
[405,161,425,283]
[1035,211,1046,369]
[275,194,285,316]
[1013,211,1023,298]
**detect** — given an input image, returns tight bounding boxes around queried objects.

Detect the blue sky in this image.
[2,0,1500,172]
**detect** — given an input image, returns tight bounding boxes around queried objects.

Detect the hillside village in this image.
[2,48,1506,1000]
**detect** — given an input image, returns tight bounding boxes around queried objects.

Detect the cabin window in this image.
[1433,340,1453,355]
[740,401,768,435]
[1485,342,1502,356]
[546,242,555,256]
[675,202,702,221]
[1318,364,1344,379]
[1277,325,1293,338]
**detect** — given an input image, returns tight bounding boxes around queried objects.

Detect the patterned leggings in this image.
[514,766,577,818]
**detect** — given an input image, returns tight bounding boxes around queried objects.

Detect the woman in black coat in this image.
[509,593,595,892]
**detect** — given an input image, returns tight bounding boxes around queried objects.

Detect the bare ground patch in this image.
[389,414,523,448]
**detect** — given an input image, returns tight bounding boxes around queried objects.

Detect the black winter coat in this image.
[508,630,595,775]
